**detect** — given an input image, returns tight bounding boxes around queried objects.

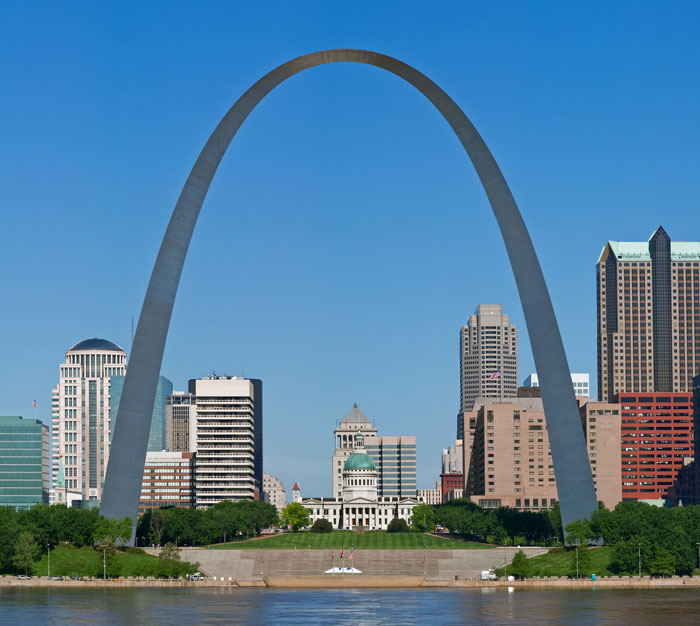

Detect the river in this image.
[2,587,699,624]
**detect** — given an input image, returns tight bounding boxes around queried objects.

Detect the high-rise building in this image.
[364,434,417,498]
[110,374,173,452]
[693,374,700,504]
[139,451,195,514]
[262,472,286,513]
[332,404,377,498]
[458,305,518,438]
[330,404,416,498]
[524,373,590,398]
[597,227,700,401]
[464,398,621,511]
[616,392,693,502]
[442,440,463,474]
[52,338,127,502]
[0,416,49,510]
[188,375,262,507]
[167,391,197,452]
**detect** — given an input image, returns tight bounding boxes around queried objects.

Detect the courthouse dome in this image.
[344,452,376,471]
[68,338,125,352]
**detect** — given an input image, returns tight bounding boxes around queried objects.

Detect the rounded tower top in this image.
[68,338,125,353]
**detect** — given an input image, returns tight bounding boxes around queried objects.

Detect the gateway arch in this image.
[100,49,597,537]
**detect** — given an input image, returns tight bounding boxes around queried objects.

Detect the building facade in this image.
[416,482,442,506]
[167,391,197,452]
[364,434,417,498]
[139,451,195,514]
[51,338,127,502]
[464,398,621,511]
[110,374,173,452]
[262,472,286,513]
[524,373,590,398]
[616,392,693,502]
[302,432,421,530]
[442,440,463,474]
[188,376,262,507]
[597,227,700,401]
[459,305,518,438]
[0,416,49,510]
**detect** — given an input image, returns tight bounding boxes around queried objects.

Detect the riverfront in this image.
[2,587,700,625]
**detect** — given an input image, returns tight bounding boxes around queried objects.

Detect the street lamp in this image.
[638,542,641,578]
[47,543,50,578]
[576,546,579,579]
[103,546,106,580]
[696,543,699,575]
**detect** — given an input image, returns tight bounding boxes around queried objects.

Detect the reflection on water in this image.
[1,587,699,625]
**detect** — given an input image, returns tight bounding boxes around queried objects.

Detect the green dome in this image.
[344,452,376,471]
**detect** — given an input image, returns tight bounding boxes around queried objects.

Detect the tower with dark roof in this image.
[331,404,377,498]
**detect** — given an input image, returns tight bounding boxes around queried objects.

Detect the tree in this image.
[650,548,676,577]
[159,542,181,561]
[509,550,530,579]
[310,519,333,533]
[565,519,595,547]
[12,531,39,576]
[410,504,435,533]
[149,509,168,545]
[93,516,132,545]
[281,503,310,531]
[387,518,410,533]
[569,546,593,578]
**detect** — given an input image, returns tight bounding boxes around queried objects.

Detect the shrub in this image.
[386,518,410,533]
[310,519,333,533]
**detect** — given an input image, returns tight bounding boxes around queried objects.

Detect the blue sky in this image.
[1,1,699,497]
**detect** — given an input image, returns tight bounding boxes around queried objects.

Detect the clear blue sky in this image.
[1,1,698,497]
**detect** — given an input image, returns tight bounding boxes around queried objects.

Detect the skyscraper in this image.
[167,391,197,452]
[188,375,262,506]
[597,227,700,401]
[0,416,49,510]
[523,373,590,398]
[458,305,518,438]
[52,338,126,502]
[110,374,173,452]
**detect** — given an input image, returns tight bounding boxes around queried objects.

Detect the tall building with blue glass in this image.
[110,375,173,451]
[0,416,49,510]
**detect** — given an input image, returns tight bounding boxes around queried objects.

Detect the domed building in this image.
[299,431,422,530]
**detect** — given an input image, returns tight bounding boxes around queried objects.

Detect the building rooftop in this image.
[598,227,700,263]
[339,403,372,425]
[344,451,376,471]
[68,338,125,352]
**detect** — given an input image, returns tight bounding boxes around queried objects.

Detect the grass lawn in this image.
[495,546,614,578]
[214,531,496,550]
[32,546,199,578]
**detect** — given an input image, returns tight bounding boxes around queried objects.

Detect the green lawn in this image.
[31,546,199,578]
[214,531,495,550]
[495,546,614,578]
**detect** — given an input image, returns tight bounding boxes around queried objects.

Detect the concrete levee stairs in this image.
[179,547,546,581]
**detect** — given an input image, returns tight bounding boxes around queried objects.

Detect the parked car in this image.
[70,575,84,580]
[49,576,64,581]
[16,574,31,580]
[481,569,497,580]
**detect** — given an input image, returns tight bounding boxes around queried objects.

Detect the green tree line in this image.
[136,500,279,546]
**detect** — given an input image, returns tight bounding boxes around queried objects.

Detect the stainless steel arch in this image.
[100,49,597,536]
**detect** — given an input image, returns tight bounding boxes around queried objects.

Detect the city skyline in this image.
[1,2,699,497]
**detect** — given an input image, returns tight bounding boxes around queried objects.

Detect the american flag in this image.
[489,369,501,380]
[32,400,36,407]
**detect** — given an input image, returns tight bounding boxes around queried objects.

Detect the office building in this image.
[52,338,127,502]
[616,392,693,502]
[597,227,700,401]
[139,451,195,514]
[110,374,173,452]
[524,373,590,398]
[442,440,463,474]
[0,416,49,510]
[458,305,518,438]
[465,398,621,511]
[441,472,464,503]
[167,391,197,452]
[364,434,417,498]
[694,374,700,504]
[416,481,442,505]
[262,472,286,513]
[188,375,262,507]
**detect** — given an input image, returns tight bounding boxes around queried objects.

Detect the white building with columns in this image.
[301,431,422,530]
